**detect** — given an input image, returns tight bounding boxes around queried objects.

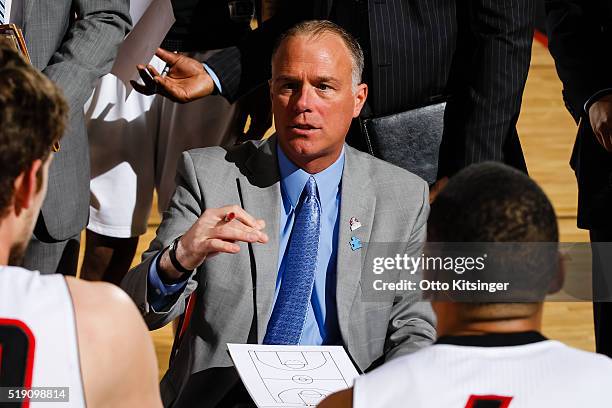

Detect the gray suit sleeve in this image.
[42,0,131,113]
[384,180,436,360]
[121,152,203,330]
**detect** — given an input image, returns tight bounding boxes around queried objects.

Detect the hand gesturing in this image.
[132,48,215,103]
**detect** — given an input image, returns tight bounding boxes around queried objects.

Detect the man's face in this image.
[9,155,51,266]
[270,33,367,171]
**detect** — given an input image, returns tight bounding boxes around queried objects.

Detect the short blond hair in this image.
[272,20,365,90]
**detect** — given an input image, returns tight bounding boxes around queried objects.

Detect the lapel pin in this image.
[349,217,362,231]
[350,236,362,251]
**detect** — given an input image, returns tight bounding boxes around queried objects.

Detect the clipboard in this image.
[0,24,31,63]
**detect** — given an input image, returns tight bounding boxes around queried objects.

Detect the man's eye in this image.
[318,83,331,91]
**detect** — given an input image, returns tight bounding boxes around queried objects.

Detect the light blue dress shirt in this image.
[202,63,223,93]
[148,252,187,311]
[147,144,344,345]
[273,145,343,345]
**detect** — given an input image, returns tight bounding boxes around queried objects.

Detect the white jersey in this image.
[0,266,85,407]
[354,332,612,408]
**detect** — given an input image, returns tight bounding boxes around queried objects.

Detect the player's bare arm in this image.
[318,388,353,408]
[67,278,162,408]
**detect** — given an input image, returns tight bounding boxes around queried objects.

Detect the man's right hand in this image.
[159,205,268,280]
[588,94,612,152]
[131,48,215,103]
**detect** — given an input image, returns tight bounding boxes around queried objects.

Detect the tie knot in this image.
[304,176,317,199]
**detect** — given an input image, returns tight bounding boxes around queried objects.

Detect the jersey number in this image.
[465,395,513,408]
[0,319,35,407]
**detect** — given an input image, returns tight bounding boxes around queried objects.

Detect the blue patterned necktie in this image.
[264,176,321,345]
[0,0,6,24]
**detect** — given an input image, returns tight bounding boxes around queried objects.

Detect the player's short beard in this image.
[7,203,37,267]
[8,241,27,267]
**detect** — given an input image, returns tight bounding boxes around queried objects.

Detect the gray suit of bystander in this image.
[20,0,131,274]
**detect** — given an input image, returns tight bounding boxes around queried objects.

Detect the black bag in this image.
[360,102,446,184]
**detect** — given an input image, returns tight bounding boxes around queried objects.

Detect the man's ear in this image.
[352,83,368,118]
[548,251,566,294]
[13,159,42,216]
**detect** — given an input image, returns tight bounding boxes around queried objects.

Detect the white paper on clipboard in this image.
[111,0,175,87]
[130,0,156,26]
[228,344,360,408]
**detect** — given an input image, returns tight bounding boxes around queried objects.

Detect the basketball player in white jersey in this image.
[0,41,162,407]
[320,162,612,408]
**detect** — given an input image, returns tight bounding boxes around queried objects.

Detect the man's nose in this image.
[292,85,314,113]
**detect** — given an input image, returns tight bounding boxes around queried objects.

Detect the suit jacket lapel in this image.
[241,136,281,343]
[336,147,375,346]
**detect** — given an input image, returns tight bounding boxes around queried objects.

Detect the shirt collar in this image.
[435,331,548,347]
[277,143,345,209]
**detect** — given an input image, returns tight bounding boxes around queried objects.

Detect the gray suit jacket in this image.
[122,136,436,407]
[23,0,131,240]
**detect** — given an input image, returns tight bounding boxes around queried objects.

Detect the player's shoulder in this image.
[551,341,612,372]
[65,278,146,342]
[359,347,427,386]
[66,278,132,310]
[65,279,161,407]
[353,349,426,408]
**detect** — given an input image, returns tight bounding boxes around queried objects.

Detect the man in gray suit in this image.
[122,21,435,407]
[12,0,131,275]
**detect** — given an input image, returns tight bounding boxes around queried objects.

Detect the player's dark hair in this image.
[429,162,558,244]
[428,162,559,313]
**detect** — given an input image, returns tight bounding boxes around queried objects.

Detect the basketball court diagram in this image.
[248,350,351,406]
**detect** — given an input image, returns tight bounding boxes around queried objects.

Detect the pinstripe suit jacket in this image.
[121,136,436,407]
[23,0,130,241]
[206,0,535,176]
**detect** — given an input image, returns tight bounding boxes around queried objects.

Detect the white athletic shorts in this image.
[84,53,240,238]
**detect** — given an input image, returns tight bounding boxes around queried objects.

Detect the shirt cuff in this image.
[584,88,612,114]
[203,63,223,94]
[147,251,189,311]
